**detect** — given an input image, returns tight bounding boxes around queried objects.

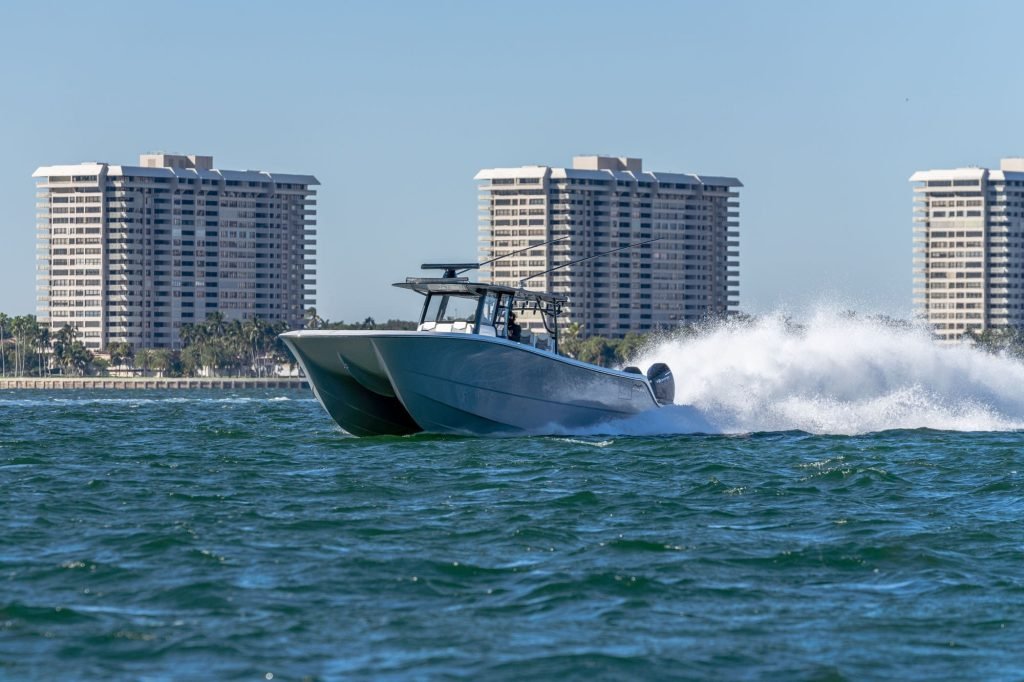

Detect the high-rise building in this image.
[33,153,317,351]
[474,156,741,338]
[910,158,1024,342]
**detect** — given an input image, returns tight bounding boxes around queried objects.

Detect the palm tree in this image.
[178,322,200,349]
[8,315,46,376]
[578,336,618,368]
[67,341,93,376]
[243,317,275,376]
[205,311,228,338]
[559,322,583,359]
[9,316,28,375]
[199,339,230,376]
[51,324,77,375]
[0,312,8,377]
[150,349,174,377]
[180,344,202,377]
[225,319,245,375]
[135,348,155,376]
[35,324,50,376]
[107,341,134,373]
[270,321,292,373]
[615,332,648,365]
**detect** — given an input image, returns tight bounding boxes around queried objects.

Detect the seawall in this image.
[0,377,309,390]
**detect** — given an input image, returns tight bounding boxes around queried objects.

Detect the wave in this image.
[606,309,1024,436]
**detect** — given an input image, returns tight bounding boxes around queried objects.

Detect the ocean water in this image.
[3,315,1024,680]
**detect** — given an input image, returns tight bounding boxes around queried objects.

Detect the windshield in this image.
[439,295,479,323]
[479,293,499,326]
[422,294,479,325]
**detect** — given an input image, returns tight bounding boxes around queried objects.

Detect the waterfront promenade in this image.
[0,377,309,390]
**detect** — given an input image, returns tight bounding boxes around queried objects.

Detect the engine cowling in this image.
[646,362,675,405]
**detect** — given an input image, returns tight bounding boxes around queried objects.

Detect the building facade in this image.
[33,153,317,351]
[911,158,1024,342]
[475,156,741,338]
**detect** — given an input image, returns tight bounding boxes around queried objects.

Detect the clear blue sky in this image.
[1,0,1021,322]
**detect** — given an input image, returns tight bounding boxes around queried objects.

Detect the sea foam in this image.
[610,309,1024,436]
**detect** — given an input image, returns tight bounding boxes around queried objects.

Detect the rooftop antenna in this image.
[518,238,662,288]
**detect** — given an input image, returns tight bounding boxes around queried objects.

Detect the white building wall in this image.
[33,154,318,350]
[910,159,1024,342]
[475,156,741,338]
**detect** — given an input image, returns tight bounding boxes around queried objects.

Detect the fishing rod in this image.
[456,235,571,275]
[518,237,662,288]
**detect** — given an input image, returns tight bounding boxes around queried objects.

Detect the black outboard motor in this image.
[647,363,675,405]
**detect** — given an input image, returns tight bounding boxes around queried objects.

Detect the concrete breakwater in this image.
[0,377,309,390]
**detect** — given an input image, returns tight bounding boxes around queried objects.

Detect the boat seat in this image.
[478,324,496,337]
[418,321,437,332]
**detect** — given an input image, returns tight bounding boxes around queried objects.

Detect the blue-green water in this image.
[2,390,1023,680]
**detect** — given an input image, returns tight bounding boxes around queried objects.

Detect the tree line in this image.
[964,327,1024,357]
[0,312,296,378]
[302,308,417,331]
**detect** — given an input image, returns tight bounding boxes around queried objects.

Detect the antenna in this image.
[518,238,662,287]
[457,235,571,275]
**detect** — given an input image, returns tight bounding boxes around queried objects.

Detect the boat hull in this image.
[281,330,659,436]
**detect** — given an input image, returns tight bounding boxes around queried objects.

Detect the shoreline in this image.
[0,377,309,390]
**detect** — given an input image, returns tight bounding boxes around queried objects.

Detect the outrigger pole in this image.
[456,235,571,275]
[422,236,572,279]
[518,237,662,288]
[516,236,661,356]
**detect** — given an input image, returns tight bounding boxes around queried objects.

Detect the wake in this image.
[597,310,1024,436]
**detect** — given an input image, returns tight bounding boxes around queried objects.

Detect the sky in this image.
[1,0,1022,323]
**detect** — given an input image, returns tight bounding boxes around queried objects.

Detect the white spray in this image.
[605,309,1024,435]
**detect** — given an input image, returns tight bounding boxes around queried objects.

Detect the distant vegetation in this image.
[0,312,295,378]
[302,308,417,331]
[964,327,1024,357]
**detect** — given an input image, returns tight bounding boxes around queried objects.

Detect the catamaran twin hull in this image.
[282,330,662,436]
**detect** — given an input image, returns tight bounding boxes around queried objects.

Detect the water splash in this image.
[617,310,1024,435]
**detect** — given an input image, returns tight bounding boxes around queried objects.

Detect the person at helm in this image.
[507,312,522,342]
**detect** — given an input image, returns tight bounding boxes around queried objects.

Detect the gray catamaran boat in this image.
[281,249,675,436]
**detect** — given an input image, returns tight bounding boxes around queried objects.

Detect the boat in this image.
[281,258,675,437]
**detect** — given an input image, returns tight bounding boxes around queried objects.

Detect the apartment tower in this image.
[33,153,318,351]
[475,156,741,338]
[910,158,1024,342]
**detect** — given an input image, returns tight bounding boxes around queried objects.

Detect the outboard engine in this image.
[623,366,643,375]
[646,363,675,405]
